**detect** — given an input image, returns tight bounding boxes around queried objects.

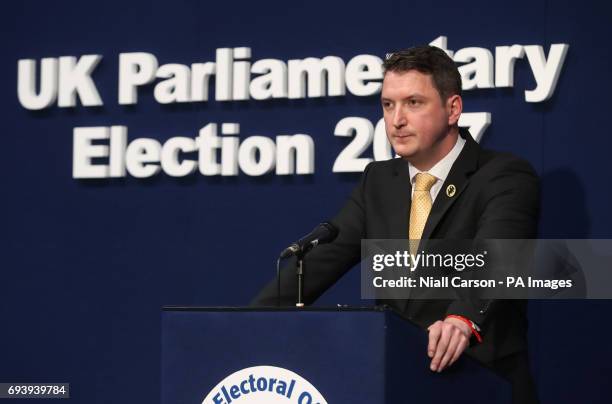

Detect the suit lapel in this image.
[383,159,412,310]
[420,129,480,240]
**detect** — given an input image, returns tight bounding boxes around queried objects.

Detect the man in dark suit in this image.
[253,46,540,404]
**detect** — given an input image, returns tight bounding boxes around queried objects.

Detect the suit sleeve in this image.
[250,163,373,306]
[445,157,540,330]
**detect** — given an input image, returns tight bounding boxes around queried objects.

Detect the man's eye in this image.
[409,99,422,106]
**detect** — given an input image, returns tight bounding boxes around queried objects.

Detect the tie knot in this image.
[414,173,437,191]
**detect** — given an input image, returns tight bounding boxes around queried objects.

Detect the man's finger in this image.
[449,337,470,366]
[431,325,451,371]
[438,329,464,372]
[427,321,443,358]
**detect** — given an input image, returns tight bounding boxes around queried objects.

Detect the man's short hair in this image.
[383,45,462,101]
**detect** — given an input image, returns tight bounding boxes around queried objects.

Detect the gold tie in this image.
[409,173,437,254]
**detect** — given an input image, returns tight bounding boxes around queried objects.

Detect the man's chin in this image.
[392,147,417,160]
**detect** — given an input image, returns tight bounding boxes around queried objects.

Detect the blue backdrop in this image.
[1,0,611,403]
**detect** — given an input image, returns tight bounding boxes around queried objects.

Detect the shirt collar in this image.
[408,134,466,184]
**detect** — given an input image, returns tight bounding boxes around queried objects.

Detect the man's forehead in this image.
[381,70,436,96]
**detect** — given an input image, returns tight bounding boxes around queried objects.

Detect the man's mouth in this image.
[393,133,415,138]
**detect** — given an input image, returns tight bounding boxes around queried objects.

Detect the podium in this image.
[162,307,510,403]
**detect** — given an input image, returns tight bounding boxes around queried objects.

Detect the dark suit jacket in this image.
[253,128,540,367]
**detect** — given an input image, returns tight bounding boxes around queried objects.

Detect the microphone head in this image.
[279,221,340,258]
[317,221,339,244]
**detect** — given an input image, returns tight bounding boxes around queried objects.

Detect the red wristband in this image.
[445,314,483,343]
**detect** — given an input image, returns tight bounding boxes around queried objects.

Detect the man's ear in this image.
[447,95,463,126]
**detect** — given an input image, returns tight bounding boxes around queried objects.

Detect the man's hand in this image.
[427,317,471,372]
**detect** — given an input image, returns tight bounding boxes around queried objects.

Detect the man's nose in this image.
[393,108,407,128]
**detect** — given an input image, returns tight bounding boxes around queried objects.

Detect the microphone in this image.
[279,222,339,258]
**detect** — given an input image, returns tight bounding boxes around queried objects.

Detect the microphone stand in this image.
[295,241,320,308]
[295,251,305,307]
[275,250,306,308]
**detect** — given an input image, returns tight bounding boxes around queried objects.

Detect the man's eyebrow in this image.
[405,93,426,99]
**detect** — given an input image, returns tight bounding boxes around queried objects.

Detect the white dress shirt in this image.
[408,135,466,202]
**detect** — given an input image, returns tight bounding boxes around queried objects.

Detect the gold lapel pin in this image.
[446,184,456,197]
